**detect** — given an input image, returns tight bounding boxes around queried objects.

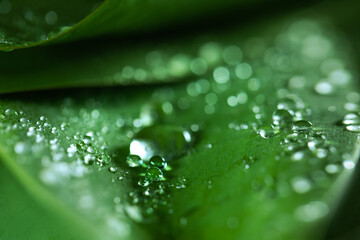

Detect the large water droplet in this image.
[149,156,167,169]
[126,154,143,167]
[292,120,312,132]
[272,109,293,128]
[129,125,193,161]
[145,167,164,182]
[345,125,360,133]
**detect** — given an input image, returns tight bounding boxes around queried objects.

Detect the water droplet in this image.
[342,113,360,125]
[291,150,306,161]
[67,144,77,157]
[83,154,94,165]
[45,11,58,25]
[213,66,230,84]
[235,63,252,80]
[295,201,329,222]
[126,154,143,167]
[100,153,111,165]
[292,120,312,132]
[291,177,311,193]
[199,42,222,65]
[272,109,293,128]
[129,125,193,161]
[343,160,355,169]
[138,177,150,187]
[259,125,278,139]
[345,125,360,133]
[149,156,167,169]
[14,142,27,154]
[223,45,243,65]
[168,54,190,77]
[314,81,333,95]
[5,109,18,119]
[145,167,164,181]
[325,164,340,174]
[190,58,208,75]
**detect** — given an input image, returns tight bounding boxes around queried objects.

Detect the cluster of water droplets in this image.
[0,18,359,237]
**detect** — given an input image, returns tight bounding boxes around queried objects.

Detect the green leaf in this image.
[0,0,271,50]
[0,15,359,239]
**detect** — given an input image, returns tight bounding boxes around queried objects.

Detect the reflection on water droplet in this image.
[129,125,193,161]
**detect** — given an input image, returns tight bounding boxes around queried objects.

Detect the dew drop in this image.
[292,120,312,132]
[129,125,193,161]
[126,154,143,167]
[14,142,27,154]
[343,160,355,169]
[145,167,164,182]
[45,11,58,25]
[149,156,167,169]
[5,109,18,118]
[314,81,333,95]
[259,125,278,139]
[295,201,329,222]
[213,66,230,84]
[199,42,222,65]
[235,63,252,80]
[272,109,293,128]
[291,177,311,193]
[345,125,360,133]
[138,177,150,187]
[342,113,360,125]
